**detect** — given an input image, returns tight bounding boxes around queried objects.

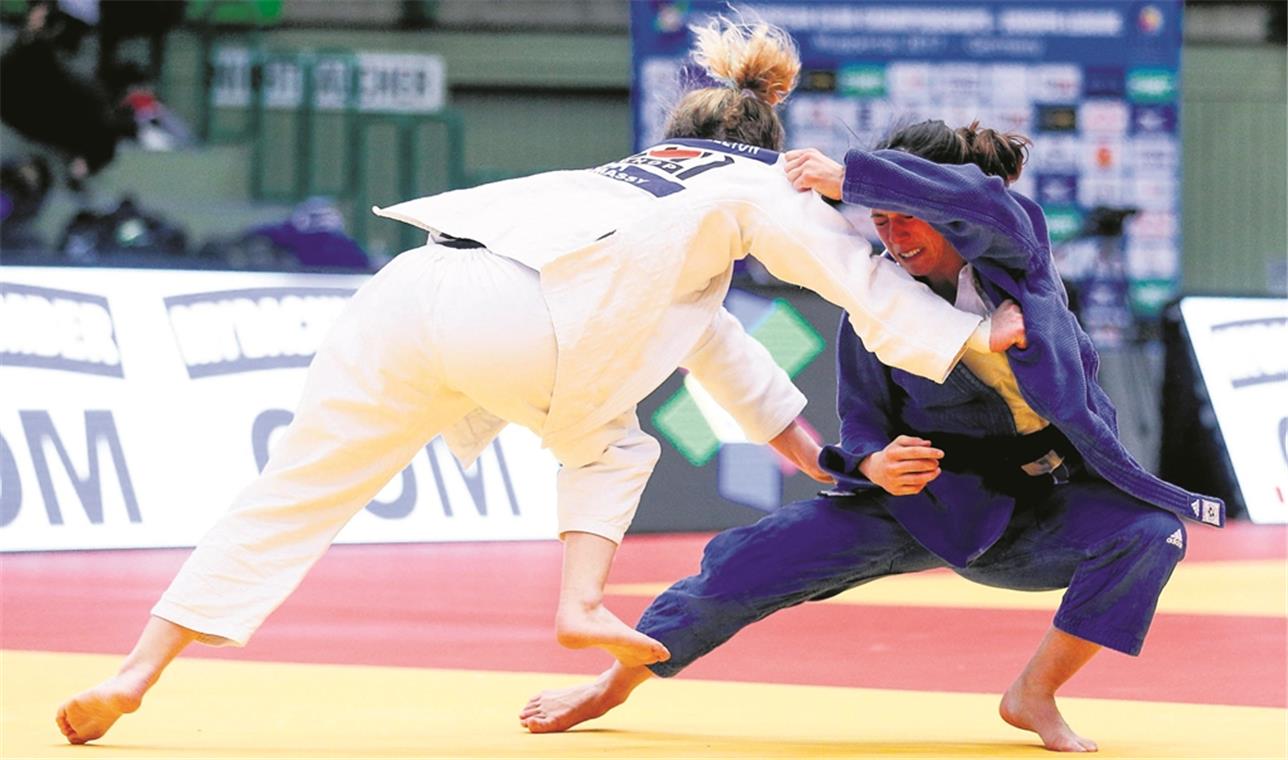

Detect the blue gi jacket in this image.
[818,149,1224,567]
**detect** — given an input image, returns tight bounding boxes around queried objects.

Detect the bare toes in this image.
[56,714,80,743]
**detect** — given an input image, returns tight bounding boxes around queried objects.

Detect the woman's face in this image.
[870,210,964,282]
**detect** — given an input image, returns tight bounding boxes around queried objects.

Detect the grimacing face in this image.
[869,210,964,282]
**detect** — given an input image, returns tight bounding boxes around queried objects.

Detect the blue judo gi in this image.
[638,150,1224,669]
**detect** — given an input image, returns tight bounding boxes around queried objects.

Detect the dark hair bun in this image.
[955,121,1031,182]
[878,119,1031,183]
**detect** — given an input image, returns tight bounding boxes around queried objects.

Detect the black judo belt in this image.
[915,425,1079,491]
[437,234,485,249]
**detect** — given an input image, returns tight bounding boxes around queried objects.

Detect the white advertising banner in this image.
[0,266,559,552]
[211,47,447,114]
[1179,296,1288,524]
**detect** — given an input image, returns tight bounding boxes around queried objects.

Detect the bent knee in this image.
[1115,509,1186,560]
[1128,509,1184,542]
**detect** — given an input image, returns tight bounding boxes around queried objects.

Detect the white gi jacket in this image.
[376,139,986,468]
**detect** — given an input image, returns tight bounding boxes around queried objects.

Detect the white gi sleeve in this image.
[740,181,987,383]
[550,409,661,544]
[680,308,806,443]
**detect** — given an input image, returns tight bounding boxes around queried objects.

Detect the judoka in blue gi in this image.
[520,120,1226,753]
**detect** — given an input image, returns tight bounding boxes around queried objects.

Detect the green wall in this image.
[158,28,632,254]
[161,27,632,173]
[1181,45,1287,295]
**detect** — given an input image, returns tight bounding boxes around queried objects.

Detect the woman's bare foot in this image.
[520,662,652,733]
[555,600,670,667]
[55,670,150,745]
[1000,682,1098,752]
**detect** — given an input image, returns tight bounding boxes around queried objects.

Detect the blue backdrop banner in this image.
[630,0,1184,333]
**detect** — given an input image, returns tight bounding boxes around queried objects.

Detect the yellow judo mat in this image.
[3,650,1284,759]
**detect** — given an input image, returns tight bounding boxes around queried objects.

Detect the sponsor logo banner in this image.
[1036,173,1079,205]
[1126,68,1177,103]
[1179,298,1288,524]
[0,267,558,552]
[211,48,447,114]
[1,283,124,378]
[1132,103,1178,135]
[1082,66,1126,98]
[838,64,886,98]
[1079,99,1130,134]
[1126,238,1181,279]
[163,287,354,378]
[1129,136,1180,174]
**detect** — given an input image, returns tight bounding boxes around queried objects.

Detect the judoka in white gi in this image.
[57,18,1026,745]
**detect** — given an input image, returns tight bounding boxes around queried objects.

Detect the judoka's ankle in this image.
[557,594,606,615]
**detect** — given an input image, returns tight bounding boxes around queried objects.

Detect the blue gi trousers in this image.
[641,475,1185,677]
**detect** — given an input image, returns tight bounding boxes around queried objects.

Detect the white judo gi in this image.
[153,139,988,646]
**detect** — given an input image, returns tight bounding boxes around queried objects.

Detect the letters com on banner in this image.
[0,267,558,552]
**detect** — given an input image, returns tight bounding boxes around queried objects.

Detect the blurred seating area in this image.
[0,0,635,272]
[0,0,1282,288]
[0,0,353,270]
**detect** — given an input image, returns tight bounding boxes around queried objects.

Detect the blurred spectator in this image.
[33,0,97,55]
[0,155,53,250]
[0,0,135,187]
[120,78,195,151]
[97,0,186,90]
[199,198,371,271]
[268,197,370,269]
[58,195,188,262]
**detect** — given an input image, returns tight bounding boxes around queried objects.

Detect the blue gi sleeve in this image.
[819,312,898,490]
[840,149,1044,273]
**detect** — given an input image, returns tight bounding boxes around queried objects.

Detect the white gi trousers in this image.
[153,244,659,646]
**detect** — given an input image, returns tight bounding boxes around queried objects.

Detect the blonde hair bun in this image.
[690,17,800,106]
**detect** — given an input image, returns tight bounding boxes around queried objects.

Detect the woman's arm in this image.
[679,308,806,445]
[679,309,830,483]
[768,420,833,484]
[785,148,1044,272]
[739,178,990,383]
